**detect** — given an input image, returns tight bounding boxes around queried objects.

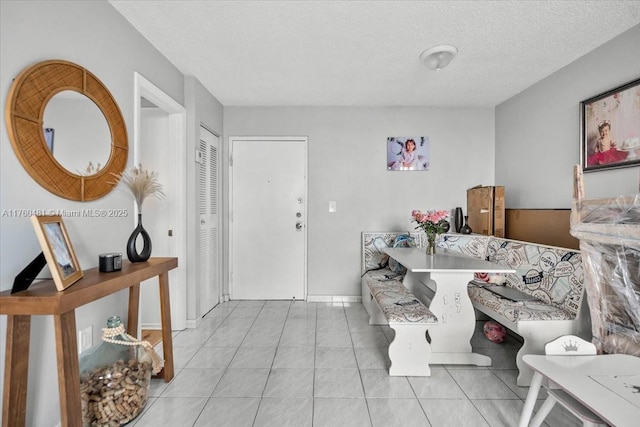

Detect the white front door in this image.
[230,137,307,300]
[198,126,220,316]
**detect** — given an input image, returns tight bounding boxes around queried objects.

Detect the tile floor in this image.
[129,300,583,426]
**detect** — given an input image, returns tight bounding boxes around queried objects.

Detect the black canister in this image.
[99,253,122,272]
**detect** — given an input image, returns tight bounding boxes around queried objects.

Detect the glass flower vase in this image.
[426,232,437,255]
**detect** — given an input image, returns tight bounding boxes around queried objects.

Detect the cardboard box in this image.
[505,209,579,249]
[466,186,505,237]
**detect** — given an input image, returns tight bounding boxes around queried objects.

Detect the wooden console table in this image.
[1,257,178,427]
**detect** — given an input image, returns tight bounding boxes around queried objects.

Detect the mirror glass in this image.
[43,90,111,176]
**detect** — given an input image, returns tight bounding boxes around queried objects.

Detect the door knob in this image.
[295,222,303,230]
[200,218,205,225]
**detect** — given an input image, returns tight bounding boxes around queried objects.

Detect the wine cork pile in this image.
[80,359,152,426]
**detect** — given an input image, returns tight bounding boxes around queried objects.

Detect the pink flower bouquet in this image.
[411,209,450,254]
[411,209,450,235]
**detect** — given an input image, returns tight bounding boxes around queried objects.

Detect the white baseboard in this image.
[141,323,162,330]
[306,295,362,303]
[142,322,195,331]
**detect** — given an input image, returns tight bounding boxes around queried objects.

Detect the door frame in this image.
[134,72,187,330]
[228,136,308,300]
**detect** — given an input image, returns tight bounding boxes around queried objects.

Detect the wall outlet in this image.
[78,325,92,354]
[329,200,337,212]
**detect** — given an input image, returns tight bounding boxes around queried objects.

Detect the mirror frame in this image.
[5,60,128,201]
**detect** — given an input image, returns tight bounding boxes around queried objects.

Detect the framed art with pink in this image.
[580,78,640,172]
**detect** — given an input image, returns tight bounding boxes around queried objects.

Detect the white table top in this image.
[523,354,640,427]
[383,247,515,273]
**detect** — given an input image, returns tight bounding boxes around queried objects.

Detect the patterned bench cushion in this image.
[362,231,585,327]
[437,234,488,259]
[485,237,584,318]
[468,283,574,323]
[361,232,426,275]
[367,279,437,324]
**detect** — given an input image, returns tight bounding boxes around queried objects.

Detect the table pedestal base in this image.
[406,270,490,367]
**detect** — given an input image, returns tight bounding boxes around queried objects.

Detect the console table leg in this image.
[54,311,82,427]
[158,271,174,382]
[2,315,31,427]
[127,283,141,336]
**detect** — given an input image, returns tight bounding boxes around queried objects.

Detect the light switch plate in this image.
[78,326,92,354]
[329,201,337,212]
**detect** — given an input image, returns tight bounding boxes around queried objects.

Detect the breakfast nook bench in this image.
[438,234,589,386]
[365,275,438,376]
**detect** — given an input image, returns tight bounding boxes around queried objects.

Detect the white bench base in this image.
[388,322,432,376]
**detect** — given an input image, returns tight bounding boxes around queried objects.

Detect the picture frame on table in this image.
[580,78,640,172]
[30,215,83,291]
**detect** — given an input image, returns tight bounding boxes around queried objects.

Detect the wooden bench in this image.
[366,278,438,376]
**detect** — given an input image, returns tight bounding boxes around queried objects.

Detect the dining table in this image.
[383,247,515,366]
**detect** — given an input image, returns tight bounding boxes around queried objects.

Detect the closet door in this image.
[198,126,220,316]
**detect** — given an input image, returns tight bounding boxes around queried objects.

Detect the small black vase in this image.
[454,207,464,233]
[460,215,472,235]
[127,213,152,262]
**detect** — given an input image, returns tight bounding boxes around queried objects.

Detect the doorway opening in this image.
[133,72,187,334]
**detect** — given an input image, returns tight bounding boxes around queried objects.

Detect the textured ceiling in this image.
[110,0,640,107]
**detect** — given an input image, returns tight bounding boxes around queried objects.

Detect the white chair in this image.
[529,335,607,427]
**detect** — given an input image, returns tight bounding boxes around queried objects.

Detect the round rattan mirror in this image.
[5,60,128,201]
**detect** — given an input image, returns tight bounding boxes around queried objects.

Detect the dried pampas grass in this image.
[112,164,165,212]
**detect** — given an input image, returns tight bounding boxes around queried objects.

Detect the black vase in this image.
[127,213,152,262]
[460,215,472,235]
[454,207,463,233]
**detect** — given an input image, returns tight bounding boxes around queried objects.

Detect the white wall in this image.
[224,106,495,297]
[496,24,640,207]
[0,1,187,424]
[184,76,224,325]
[44,94,112,174]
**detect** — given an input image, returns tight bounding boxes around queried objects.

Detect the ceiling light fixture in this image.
[419,45,458,72]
